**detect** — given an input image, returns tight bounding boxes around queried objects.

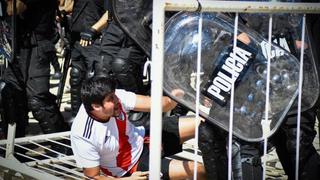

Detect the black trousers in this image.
[271,108,320,180]
[100,22,147,94]
[70,38,103,76]
[3,35,67,135]
[199,122,263,180]
[69,37,103,116]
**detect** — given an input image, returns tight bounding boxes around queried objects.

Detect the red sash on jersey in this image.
[100,102,137,177]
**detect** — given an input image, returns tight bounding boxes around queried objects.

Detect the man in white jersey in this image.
[71,76,206,179]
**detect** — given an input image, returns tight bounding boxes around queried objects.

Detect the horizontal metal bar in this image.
[29,141,69,157]
[20,151,78,178]
[165,0,320,14]
[35,165,77,179]
[24,156,76,167]
[0,156,62,180]
[0,131,70,145]
[15,144,55,159]
[45,138,71,148]
[13,154,84,179]
[38,162,85,178]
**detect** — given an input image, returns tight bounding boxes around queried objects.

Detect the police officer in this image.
[198,20,263,180]
[198,118,263,180]
[78,0,148,95]
[1,0,68,136]
[101,24,148,95]
[69,0,105,117]
[241,2,320,179]
[77,0,150,126]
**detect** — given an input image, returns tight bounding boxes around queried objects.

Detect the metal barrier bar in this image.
[149,0,165,179]
[151,0,319,179]
[165,0,320,13]
[0,156,62,180]
[0,1,318,179]
[0,131,70,145]
[0,131,83,179]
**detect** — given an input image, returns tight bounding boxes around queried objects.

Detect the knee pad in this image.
[70,66,84,116]
[70,66,84,87]
[111,57,143,93]
[29,96,68,134]
[29,97,47,121]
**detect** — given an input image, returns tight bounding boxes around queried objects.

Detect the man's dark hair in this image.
[81,76,117,112]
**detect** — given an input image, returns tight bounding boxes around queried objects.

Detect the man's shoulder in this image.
[115,89,136,110]
[71,106,91,136]
[71,116,97,143]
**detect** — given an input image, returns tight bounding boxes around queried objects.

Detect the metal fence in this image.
[150,1,320,180]
[0,0,319,179]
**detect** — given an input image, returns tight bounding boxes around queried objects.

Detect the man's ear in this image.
[91,103,102,111]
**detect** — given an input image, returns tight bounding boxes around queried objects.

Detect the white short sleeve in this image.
[115,89,136,111]
[71,135,100,168]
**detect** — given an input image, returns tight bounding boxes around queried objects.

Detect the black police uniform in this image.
[69,0,105,117]
[1,0,68,136]
[100,0,148,95]
[269,12,320,180]
[199,2,320,179]
[239,6,320,179]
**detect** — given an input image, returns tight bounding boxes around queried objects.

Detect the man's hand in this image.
[6,0,27,16]
[171,89,185,99]
[162,89,185,112]
[80,28,99,46]
[237,32,251,45]
[128,171,149,180]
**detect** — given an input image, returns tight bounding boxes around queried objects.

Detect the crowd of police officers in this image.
[0,0,319,179]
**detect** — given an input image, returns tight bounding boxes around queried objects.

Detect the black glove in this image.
[80,28,99,45]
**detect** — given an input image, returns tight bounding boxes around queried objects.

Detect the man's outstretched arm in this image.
[83,166,148,180]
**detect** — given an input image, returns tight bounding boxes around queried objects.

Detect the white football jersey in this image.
[71,89,145,177]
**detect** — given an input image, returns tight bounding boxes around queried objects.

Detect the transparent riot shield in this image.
[163,12,302,141]
[239,12,320,115]
[112,0,152,57]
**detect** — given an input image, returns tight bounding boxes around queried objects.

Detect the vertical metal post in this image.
[194,9,203,180]
[149,0,165,179]
[5,0,18,159]
[262,14,273,180]
[5,124,16,158]
[228,12,239,180]
[295,14,306,180]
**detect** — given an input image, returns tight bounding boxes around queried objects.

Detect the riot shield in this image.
[112,0,152,57]
[163,12,301,142]
[239,12,320,115]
